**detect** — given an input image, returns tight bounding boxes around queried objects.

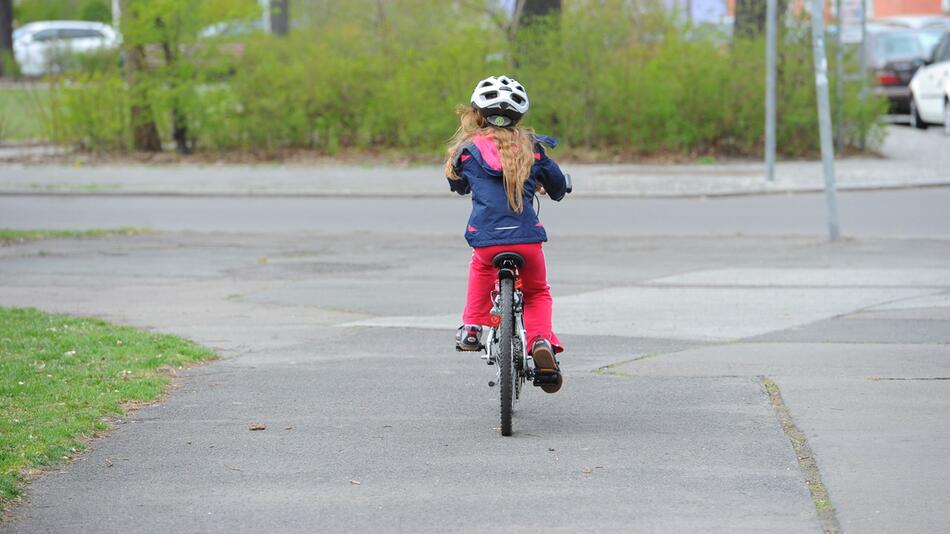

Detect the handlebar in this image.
[564,173,573,194]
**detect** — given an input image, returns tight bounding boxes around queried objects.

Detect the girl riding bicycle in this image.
[445,75,568,393]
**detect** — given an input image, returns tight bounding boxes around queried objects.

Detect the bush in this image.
[47,73,131,152]
[40,0,886,158]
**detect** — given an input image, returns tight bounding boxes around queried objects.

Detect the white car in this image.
[909,32,950,134]
[13,21,120,77]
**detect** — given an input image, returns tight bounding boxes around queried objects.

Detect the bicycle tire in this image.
[498,277,514,436]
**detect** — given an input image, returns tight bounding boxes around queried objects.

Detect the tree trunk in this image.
[0,0,13,77]
[120,0,161,152]
[157,17,190,154]
[126,43,162,152]
[270,0,289,36]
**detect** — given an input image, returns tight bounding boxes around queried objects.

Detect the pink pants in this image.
[463,242,563,353]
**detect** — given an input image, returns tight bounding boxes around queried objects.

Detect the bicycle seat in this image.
[492,252,525,269]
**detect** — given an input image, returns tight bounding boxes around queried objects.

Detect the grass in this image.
[0,227,150,246]
[0,87,51,142]
[0,307,217,512]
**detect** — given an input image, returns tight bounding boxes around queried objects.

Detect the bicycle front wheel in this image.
[498,277,514,437]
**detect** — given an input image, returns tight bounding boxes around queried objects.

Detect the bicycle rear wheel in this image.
[498,277,514,436]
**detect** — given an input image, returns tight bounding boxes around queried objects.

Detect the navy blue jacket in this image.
[447,134,567,248]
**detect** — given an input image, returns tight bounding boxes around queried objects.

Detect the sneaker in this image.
[531,339,562,393]
[455,324,483,351]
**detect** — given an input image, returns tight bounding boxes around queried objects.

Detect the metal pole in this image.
[834,0,844,152]
[810,0,841,242]
[259,0,270,33]
[765,0,777,182]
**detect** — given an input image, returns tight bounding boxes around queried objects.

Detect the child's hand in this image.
[537,186,547,196]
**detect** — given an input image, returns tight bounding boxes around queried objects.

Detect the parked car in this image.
[872,15,950,60]
[865,28,931,114]
[908,32,950,133]
[917,28,950,59]
[873,15,950,31]
[13,21,120,77]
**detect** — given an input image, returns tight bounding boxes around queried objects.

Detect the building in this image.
[869,0,950,17]
[723,0,950,18]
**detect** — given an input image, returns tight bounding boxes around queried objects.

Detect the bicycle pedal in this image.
[532,369,561,387]
[456,344,486,353]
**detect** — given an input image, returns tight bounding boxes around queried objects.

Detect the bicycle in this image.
[470,174,572,437]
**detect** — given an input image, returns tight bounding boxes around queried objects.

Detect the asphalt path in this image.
[2,187,950,238]
[1,189,949,532]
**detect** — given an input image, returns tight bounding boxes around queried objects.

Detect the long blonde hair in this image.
[445,106,535,213]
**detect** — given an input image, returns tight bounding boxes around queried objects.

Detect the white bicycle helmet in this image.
[470,75,529,127]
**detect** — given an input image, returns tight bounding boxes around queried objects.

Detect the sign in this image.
[839,0,865,44]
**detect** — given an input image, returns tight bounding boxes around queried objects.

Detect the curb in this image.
[1,180,949,199]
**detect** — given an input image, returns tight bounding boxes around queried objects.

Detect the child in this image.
[445,75,568,393]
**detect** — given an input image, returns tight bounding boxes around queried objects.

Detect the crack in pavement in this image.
[866,376,950,381]
[760,376,843,534]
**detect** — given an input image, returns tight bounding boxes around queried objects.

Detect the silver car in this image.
[13,21,121,77]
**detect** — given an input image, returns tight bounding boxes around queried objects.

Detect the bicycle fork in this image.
[484,290,529,391]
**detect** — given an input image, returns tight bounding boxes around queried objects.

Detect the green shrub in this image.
[14,0,112,23]
[40,0,886,158]
[47,73,131,152]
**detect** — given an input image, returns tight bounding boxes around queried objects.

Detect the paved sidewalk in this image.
[1,127,948,198]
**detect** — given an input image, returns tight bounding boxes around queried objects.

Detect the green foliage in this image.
[0,307,215,510]
[14,0,112,23]
[39,0,885,158]
[0,87,49,141]
[47,72,131,152]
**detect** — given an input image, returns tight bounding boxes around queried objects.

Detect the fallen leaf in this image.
[582,467,593,476]
[248,423,266,431]
[284,426,294,431]
[226,465,242,471]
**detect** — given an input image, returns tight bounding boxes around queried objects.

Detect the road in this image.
[1,187,949,533]
[3,187,950,238]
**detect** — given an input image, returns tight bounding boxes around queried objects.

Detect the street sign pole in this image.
[810,0,841,242]
[765,0,777,182]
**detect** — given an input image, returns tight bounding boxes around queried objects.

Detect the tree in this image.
[120,0,258,153]
[0,0,12,77]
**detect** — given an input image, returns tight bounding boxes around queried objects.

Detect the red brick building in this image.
[727,0,950,18]
[869,0,949,17]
